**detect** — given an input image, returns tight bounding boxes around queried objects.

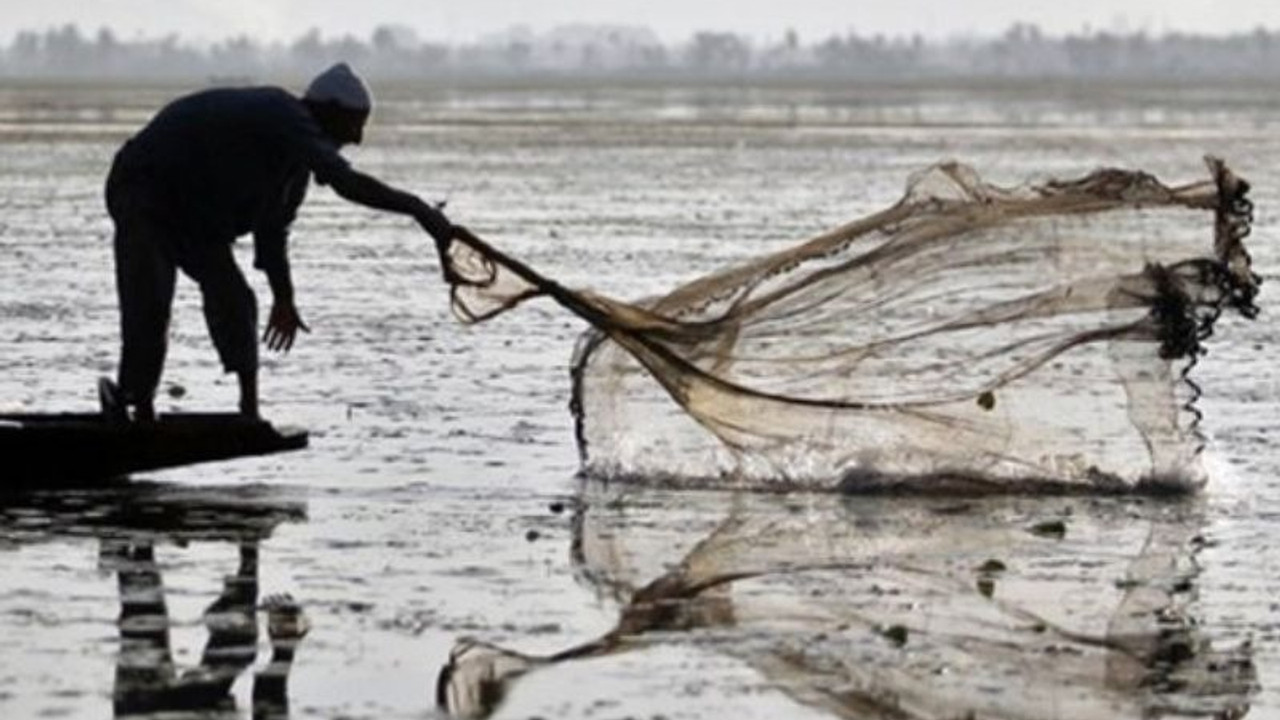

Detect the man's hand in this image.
[264,302,310,352]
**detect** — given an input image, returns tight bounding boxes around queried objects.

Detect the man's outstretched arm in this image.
[326,168,452,243]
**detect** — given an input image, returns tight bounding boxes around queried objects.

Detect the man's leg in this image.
[114,217,176,423]
[238,368,259,420]
[184,245,260,418]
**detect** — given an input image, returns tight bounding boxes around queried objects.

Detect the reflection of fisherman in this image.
[108,539,309,718]
[111,541,259,714]
[101,62,453,422]
[253,594,311,720]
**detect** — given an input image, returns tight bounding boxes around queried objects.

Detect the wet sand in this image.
[0,79,1278,718]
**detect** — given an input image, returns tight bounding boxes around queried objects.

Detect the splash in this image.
[442,158,1258,491]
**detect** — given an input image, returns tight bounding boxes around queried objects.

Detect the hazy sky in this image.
[2,0,1276,44]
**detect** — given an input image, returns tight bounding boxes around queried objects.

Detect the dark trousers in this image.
[108,179,258,404]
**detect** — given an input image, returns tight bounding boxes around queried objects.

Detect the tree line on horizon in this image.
[2,22,1278,80]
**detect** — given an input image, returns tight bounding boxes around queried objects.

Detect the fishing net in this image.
[441,157,1258,491]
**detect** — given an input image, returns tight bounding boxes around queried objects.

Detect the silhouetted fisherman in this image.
[100,62,453,421]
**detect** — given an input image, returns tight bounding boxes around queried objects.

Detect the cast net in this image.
[440,157,1258,492]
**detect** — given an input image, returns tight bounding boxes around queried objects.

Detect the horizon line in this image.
[4,20,1280,48]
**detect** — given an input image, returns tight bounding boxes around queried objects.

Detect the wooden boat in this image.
[0,413,308,488]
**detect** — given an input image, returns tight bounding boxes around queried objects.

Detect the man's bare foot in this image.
[97,378,128,424]
[133,401,156,423]
[239,399,261,421]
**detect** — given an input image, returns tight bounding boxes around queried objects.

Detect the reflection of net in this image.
[569,486,1258,720]
[444,158,1258,490]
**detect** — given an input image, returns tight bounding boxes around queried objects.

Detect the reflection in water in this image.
[109,540,259,715]
[0,484,309,719]
[0,483,306,544]
[438,482,1256,719]
[253,593,311,720]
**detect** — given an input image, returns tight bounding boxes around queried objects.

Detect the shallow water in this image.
[0,79,1278,718]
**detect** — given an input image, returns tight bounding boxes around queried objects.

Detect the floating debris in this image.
[978,559,1008,573]
[1029,519,1067,539]
[878,624,910,647]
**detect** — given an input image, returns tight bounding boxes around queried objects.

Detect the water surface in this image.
[1,79,1277,718]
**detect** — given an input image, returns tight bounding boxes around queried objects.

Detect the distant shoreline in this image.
[4,22,1280,83]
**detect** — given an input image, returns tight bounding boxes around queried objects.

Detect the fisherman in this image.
[100,63,452,422]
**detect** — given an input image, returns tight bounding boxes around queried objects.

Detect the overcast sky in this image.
[1,0,1276,44]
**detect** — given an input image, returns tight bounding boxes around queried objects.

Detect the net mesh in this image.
[441,157,1258,491]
